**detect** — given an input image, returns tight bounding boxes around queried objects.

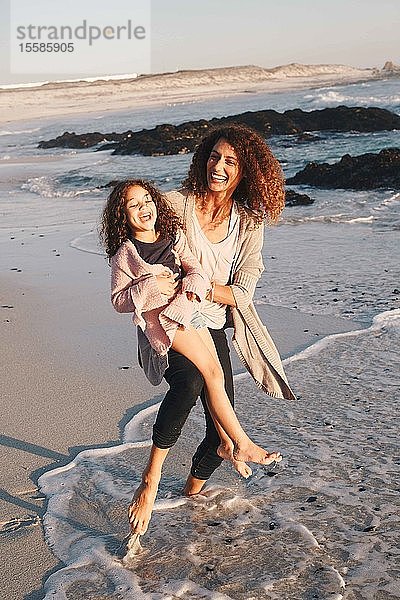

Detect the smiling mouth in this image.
[139,212,153,222]
[210,172,228,183]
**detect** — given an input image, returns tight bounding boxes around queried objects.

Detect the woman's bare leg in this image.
[128,444,169,534]
[171,327,281,466]
[183,474,208,496]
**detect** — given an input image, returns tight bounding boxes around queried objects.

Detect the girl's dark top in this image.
[131,235,183,279]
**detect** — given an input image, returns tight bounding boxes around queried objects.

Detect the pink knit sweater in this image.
[111,230,210,355]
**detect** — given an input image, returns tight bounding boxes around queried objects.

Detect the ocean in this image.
[1,77,399,599]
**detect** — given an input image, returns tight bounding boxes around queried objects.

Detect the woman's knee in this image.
[165,356,204,399]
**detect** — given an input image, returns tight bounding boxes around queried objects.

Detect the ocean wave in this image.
[304,89,400,109]
[0,73,138,91]
[70,231,104,255]
[282,213,376,225]
[373,191,400,212]
[21,176,100,199]
[0,63,377,94]
[269,63,372,79]
[0,127,41,136]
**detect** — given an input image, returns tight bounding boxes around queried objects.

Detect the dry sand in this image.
[0,70,379,125]
[0,220,361,599]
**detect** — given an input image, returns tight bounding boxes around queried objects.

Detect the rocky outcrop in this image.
[285,190,314,206]
[38,106,400,156]
[381,61,400,76]
[38,131,124,149]
[286,148,400,189]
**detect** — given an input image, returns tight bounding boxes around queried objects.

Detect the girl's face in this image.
[124,185,158,239]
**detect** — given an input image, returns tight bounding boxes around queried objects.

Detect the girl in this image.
[100,179,281,534]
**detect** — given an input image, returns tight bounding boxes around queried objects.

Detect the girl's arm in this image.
[110,244,169,314]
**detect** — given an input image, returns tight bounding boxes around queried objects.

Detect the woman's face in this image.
[124,185,157,235]
[206,138,243,196]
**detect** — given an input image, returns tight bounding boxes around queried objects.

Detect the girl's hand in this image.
[156,271,179,298]
[186,291,200,302]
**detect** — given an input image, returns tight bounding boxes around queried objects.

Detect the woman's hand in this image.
[155,270,180,298]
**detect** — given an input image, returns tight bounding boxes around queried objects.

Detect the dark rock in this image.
[306,495,318,502]
[287,148,400,190]
[285,189,315,206]
[296,132,321,142]
[38,106,400,156]
[38,130,125,149]
[99,180,121,189]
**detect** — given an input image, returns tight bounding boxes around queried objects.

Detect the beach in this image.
[0,222,361,599]
[0,64,381,124]
[0,68,399,599]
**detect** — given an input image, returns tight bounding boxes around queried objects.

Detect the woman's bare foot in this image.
[128,474,160,534]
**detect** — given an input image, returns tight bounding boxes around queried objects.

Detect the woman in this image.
[130,124,295,534]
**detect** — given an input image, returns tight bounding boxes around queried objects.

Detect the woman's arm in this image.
[204,222,264,309]
[230,223,264,310]
[173,230,210,301]
[208,282,236,307]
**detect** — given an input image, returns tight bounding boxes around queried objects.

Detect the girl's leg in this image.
[128,444,169,534]
[195,328,252,479]
[185,328,234,495]
[171,327,281,465]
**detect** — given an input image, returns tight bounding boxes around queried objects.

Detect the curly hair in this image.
[182,124,285,224]
[99,179,182,259]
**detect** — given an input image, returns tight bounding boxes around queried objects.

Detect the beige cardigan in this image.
[167,190,296,401]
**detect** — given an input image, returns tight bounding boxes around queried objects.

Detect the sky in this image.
[1,0,399,85]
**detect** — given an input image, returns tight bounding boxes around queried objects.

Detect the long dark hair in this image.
[183,124,285,224]
[99,179,182,259]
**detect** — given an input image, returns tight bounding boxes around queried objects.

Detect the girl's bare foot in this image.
[232,459,252,478]
[217,441,235,462]
[217,442,252,478]
[233,438,282,465]
[128,474,160,534]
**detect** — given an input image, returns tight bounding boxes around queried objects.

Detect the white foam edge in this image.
[283,308,400,366]
[42,536,149,600]
[39,401,161,496]
[234,308,400,381]
[70,231,105,256]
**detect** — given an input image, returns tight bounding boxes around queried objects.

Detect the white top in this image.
[191,203,240,329]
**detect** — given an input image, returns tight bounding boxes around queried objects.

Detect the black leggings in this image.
[152,327,234,480]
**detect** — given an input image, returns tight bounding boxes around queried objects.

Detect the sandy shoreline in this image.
[0,218,362,599]
[0,71,381,126]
